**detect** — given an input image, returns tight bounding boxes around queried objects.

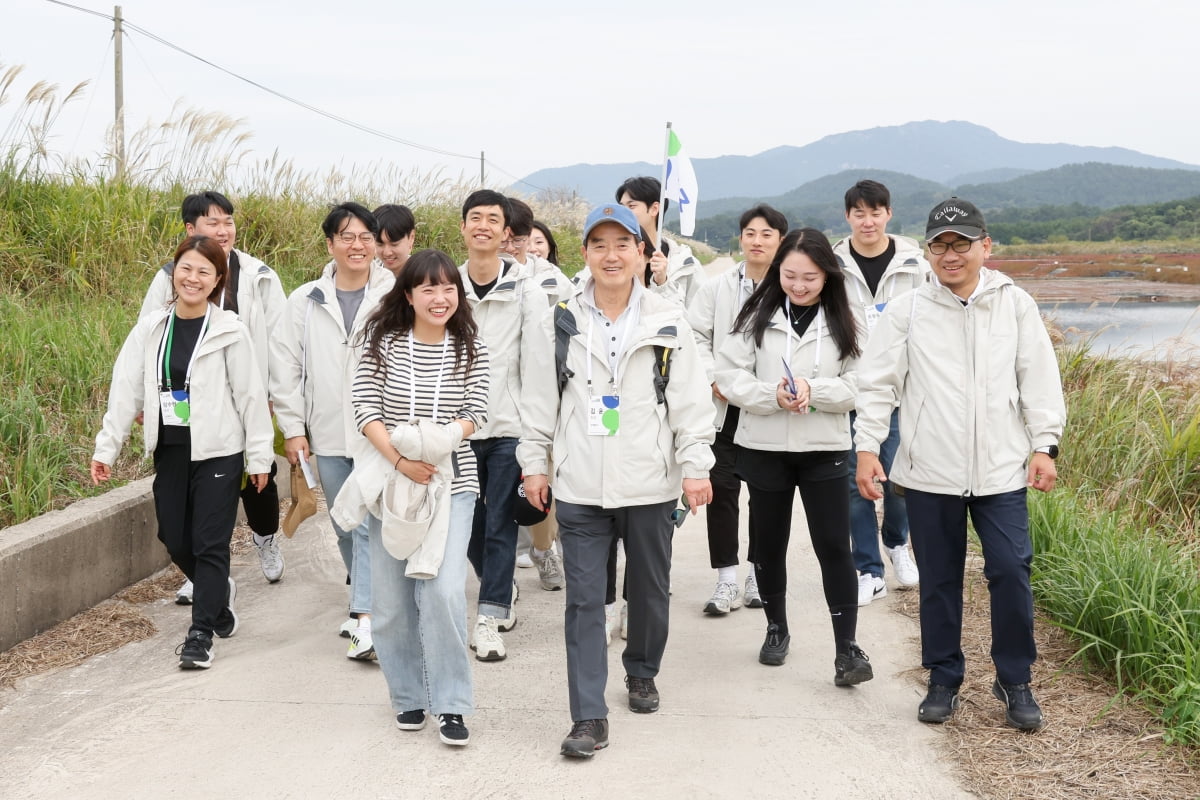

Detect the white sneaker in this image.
[744,571,763,608]
[703,581,743,615]
[887,544,920,588]
[175,579,194,606]
[531,548,565,591]
[516,552,535,569]
[472,615,506,661]
[512,578,520,604]
[496,606,518,632]
[604,603,618,646]
[619,603,628,640]
[338,617,357,638]
[347,627,376,660]
[857,573,887,607]
[254,534,284,583]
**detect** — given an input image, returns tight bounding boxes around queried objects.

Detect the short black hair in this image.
[321,202,379,239]
[615,176,667,215]
[461,190,512,227]
[739,204,788,235]
[506,198,533,238]
[373,204,415,241]
[844,180,891,213]
[181,191,234,225]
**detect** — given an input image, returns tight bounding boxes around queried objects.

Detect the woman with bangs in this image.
[350,249,490,747]
[715,227,875,686]
[91,235,274,670]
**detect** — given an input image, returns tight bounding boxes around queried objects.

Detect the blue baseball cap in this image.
[582,204,641,242]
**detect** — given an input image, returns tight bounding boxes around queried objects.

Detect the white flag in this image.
[663,129,699,236]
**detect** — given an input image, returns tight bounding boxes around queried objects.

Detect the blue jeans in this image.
[316,455,372,615]
[370,491,476,716]
[905,487,1036,688]
[848,410,909,578]
[467,437,520,618]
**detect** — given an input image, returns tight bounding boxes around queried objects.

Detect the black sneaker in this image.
[625,675,660,713]
[833,641,874,686]
[918,683,960,723]
[758,623,790,666]
[437,714,470,746]
[395,710,427,731]
[992,679,1045,731]
[560,718,610,758]
[177,630,213,670]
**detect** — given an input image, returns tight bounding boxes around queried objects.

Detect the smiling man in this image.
[139,191,288,599]
[853,197,1066,732]
[832,180,930,607]
[519,203,714,758]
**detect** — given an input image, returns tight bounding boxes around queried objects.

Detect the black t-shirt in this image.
[470,260,511,300]
[788,301,819,338]
[848,239,895,297]
[158,314,206,447]
[222,250,241,316]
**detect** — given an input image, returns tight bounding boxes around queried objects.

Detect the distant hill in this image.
[517,121,1199,206]
[690,163,1200,246]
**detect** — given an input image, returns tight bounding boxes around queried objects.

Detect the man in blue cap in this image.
[519,203,715,758]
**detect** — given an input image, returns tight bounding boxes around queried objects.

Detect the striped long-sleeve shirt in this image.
[352,331,490,494]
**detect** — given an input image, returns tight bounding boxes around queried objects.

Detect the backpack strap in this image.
[553,301,579,396]
[650,325,677,405]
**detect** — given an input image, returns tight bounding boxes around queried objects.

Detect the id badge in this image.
[588,395,620,436]
[160,389,191,427]
[863,301,887,334]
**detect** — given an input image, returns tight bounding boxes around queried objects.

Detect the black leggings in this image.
[741,449,858,642]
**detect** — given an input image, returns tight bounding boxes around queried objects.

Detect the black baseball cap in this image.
[926,197,987,241]
[513,478,552,526]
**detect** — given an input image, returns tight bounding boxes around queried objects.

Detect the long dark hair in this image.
[731,227,860,360]
[362,248,480,374]
[531,220,559,265]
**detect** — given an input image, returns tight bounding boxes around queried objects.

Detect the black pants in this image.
[706,406,751,568]
[153,445,241,636]
[740,449,858,640]
[239,459,279,536]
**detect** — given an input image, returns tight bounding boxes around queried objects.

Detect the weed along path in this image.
[0,485,972,797]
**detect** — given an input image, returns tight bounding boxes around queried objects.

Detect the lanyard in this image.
[784,298,823,379]
[157,304,211,391]
[585,304,635,393]
[407,331,450,421]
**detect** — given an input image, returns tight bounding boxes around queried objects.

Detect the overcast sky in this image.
[3,0,1197,196]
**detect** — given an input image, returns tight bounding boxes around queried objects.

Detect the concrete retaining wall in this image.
[0,476,166,652]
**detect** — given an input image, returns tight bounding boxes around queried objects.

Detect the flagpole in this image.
[655,121,671,253]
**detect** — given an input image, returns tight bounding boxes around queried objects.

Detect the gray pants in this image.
[557,499,674,721]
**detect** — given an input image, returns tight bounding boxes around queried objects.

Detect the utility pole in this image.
[113,5,126,180]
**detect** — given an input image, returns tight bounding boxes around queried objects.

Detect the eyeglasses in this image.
[504,236,528,248]
[334,232,376,245]
[927,238,976,255]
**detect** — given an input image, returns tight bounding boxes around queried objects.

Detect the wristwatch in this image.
[1034,445,1059,459]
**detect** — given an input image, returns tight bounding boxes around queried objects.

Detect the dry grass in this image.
[893,554,1200,800]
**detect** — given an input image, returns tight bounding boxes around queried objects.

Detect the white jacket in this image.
[687,261,758,430]
[656,235,703,307]
[459,260,550,440]
[854,268,1066,496]
[270,262,395,457]
[139,249,287,391]
[522,255,577,304]
[715,304,860,453]
[517,277,715,507]
[833,235,930,316]
[93,305,274,472]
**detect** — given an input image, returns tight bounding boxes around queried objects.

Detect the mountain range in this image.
[517,120,1199,209]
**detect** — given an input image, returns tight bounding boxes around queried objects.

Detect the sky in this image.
[3,0,1198,197]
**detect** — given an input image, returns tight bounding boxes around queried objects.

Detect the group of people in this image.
[89,174,1065,756]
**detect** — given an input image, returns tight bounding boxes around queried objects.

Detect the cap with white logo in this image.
[926,197,986,241]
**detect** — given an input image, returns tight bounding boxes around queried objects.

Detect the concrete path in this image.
[0,256,975,798]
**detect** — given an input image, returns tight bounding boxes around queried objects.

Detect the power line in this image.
[42,0,540,177]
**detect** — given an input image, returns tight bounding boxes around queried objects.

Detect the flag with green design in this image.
[664,129,698,236]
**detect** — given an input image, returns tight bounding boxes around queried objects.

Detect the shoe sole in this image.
[439,733,470,746]
[561,741,608,758]
[834,667,874,686]
[497,618,517,633]
[396,716,427,731]
[347,647,376,661]
[179,658,212,670]
[703,602,729,615]
[628,701,659,714]
[539,582,564,591]
[473,649,506,662]
[759,652,787,666]
[175,596,193,606]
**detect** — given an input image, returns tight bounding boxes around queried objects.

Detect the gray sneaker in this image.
[744,571,763,608]
[531,548,565,591]
[560,718,609,758]
[703,581,743,615]
[254,534,284,583]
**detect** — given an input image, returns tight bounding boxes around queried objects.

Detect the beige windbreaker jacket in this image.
[93,305,274,472]
[459,260,551,440]
[853,269,1066,496]
[270,261,395,456]
[139,249,286,391]
[715,303,861,453]
[687,261,758,430]
[517,278,715,507]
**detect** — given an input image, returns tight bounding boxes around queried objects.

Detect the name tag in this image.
[588,395,620,436]
[863,301,887,334]
[160,389,191,427]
